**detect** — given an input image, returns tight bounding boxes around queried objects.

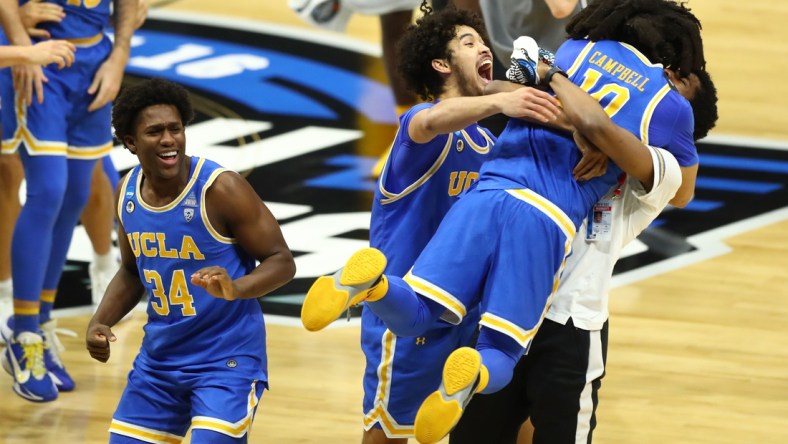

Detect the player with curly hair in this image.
[302,6,564,443]
[87,78,296,444]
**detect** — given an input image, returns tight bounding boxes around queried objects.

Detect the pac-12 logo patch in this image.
[183,208,194,222]
[125,200,135,214]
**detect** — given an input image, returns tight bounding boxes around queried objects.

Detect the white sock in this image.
[93,251,116,270]
[0,278,11,299]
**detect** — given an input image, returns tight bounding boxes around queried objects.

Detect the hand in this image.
[191,266,237,300]
[135,0,150,29]
[499,86,562,123]
[12,64,47,105]
[87,54,126,111]
[20,0,65,39]
[26,40,76,69]
[86,322,117,363]
[572,131,609,181]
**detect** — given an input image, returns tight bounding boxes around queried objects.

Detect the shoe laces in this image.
[16,332,47,379]
[40,320,77,368]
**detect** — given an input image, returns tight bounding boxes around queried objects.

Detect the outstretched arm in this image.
[192,171,296,300]
[408,88,562,143]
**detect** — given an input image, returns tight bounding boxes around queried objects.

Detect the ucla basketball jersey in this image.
[370,102,495,276]
[29,0,111,39]
[477,38,696,226]
[118,157,266,377]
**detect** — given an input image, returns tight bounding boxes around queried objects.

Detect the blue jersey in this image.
[477,39,696,226]
[27,0,112,39]
[370,102,495,276]
[118,157,266,377]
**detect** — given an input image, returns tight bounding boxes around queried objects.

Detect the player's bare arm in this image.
[86,184,146,362]
[87,0,138,111]
[485,79,607,180]
[192,171,295,300]
[544,66,656,190]
[407,89,561,143]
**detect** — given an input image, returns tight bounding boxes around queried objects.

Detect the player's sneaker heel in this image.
[301,248,387,332]
[414,347,482,444]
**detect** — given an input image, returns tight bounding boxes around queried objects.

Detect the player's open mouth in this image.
[478,59,493,84]
[157,150,178,166]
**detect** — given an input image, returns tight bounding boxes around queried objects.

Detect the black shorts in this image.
[450,318,609,444]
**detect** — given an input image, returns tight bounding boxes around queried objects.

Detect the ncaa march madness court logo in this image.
[61,11,788,317]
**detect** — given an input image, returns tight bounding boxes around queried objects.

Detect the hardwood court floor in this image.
[1,1,787,443]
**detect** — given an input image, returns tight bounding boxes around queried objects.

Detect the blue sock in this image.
[476,327,525,394]
[366,275,445,337]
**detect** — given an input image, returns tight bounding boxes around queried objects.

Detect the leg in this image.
[361,306,478,442]
[36,157,96,392]
[190,371,266,443]
[362,428,407,444]
[0,152,22,320]
[82,159,113,258]
[82,157,123,308]
[110,364,190,443]
[528,320,607,444]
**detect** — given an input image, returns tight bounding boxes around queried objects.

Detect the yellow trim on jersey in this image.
[375,330,395,406]
[67,32,104,48]
[67,142,113,159]
[378,133,453,204]
[506,189,576,239]
[109,419,183,444]
[618,42,663,68]
[652,146,666,186]
[136,157,205,212]
[191,381,260,437]
[480,313,537,347]
[361,330,415,437]
[403,272,466,323]
[566,41,596,77]
[200,168,236,244]
[363,405,415,437]
[460,127,493,154]
[639,85,671,144]
[117,171,134,222]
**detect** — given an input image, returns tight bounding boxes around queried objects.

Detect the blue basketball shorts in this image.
[0,34,113,159]
[403,188,576,349]
[110,356,266,443]
[360,305,479,437]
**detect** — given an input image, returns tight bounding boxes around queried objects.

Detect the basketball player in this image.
[0,0,75,321]
[300,0,710,441]
[0,0,138,402]
[450,67,718,444]
[299,7,563,443]
[86,78,296,444]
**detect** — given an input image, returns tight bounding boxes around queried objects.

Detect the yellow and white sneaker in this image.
[414,347,489,444]
[301,247,388,332]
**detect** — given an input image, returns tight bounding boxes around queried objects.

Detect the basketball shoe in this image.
[301,247,388,331]
[1,329,58,402]
[414,347,489,444]
[40,319,76,391]
[506,36,556,86]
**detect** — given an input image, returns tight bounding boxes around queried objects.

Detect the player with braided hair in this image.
[301,6,565,443]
